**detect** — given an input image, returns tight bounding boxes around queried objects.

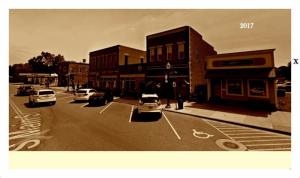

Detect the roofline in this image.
[206,49,276,58]
[89,44,145,54]
[146,26,191,40]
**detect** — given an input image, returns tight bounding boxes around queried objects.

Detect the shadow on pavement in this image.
[131,108,161,122]
[24,102,55,108]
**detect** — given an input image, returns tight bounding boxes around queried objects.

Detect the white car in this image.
[137,94,162,115]
[29,89,56,106]
[74,88,96,102]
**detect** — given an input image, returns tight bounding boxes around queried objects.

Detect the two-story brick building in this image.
[88,45,146,96]
[57,60,89,87]
[145,26,217,100]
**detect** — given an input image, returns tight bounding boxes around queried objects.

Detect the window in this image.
[177,42,185,60]
[166,44,173,60]
[226,79,243,96]
[248,80,268,98]
[124,55,128,65]
[140,57,144,64]
[150,47,155,62]
[157,46,162,62]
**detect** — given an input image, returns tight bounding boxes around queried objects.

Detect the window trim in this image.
[226,79,244,96]
[247,79,269,98]
[177,41,185,60]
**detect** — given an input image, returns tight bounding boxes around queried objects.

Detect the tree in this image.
[28,51,65,73]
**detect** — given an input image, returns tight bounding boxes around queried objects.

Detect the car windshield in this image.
[141,97,158,103]
[77,90,87,94]
[39,91,54,95]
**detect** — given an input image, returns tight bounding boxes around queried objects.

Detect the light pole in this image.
[165,62,171,108]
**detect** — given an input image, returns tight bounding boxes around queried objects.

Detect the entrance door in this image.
[211,79,221,102]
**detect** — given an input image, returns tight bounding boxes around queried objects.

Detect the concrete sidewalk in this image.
[162,101,291,134]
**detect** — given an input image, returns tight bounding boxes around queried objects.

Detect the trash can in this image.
[177,95,184,110]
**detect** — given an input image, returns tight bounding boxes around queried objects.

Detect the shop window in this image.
[157,46,162,62]
[150,47,155,62]
[166,44,173,61]
[226,79,243,96]
[177,42,185,60]
[248,79,268,98]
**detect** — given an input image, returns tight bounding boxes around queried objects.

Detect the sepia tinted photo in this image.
[9,9,291,151]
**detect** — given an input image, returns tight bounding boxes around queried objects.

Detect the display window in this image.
[226,79,243,96]
[248,79,268,98]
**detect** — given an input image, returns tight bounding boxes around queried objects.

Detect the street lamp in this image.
[165,62,171,108]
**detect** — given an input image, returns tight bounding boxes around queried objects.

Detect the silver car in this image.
[74,88,96,102]
[137,94,162,115]
[29,89,56,106]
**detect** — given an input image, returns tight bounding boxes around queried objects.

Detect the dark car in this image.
[88,90,113,106]
[17,85,34,96]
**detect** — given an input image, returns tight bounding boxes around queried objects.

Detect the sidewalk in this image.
[162,101,291,134]
[115,97,291,134]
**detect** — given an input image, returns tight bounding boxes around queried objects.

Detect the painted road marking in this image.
[99,102,114,114]
[129,106,134,123]
[9,99,51,151]
[204,119,291,151]
[81,103,89,108]
[192,129,214,139]
[239,139,290,143]
[162,112,181,140]
[253,148,290,151]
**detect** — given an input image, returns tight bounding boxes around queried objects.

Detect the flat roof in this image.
[89,45,145,54]
[206,49,275,58]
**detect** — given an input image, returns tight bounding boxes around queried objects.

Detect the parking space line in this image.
[99,102,114,114]
[227,133,275,136]
[222,131,262,134]
[162,112,181,140]
[80,103,89,108]
[129,106,134,123]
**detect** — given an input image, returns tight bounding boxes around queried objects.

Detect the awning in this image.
[205,68,276,79]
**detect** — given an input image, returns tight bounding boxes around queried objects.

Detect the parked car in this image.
[137,93,162,116]
[17,85,34,96]
[74,88,96,102]
[88,90,113,106]
[29,89,56,106]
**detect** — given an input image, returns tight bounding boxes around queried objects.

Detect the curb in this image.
[163,108,291,136]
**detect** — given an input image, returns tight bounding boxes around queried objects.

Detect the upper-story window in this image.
[150,47,155,62]
[124,54,128,66]
[140,57,144,64]
[166,44,173,61]
[177,41,185,60]
[157,46,163,62]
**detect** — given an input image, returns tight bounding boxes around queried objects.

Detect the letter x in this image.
[294,58,299,64]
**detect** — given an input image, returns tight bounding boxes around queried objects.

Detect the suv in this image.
[74,88,96,102]
[137,94,162,116]
[17,85,34,96]
[29,89,56,106]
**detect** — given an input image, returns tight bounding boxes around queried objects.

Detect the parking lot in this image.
[9,84,291,151]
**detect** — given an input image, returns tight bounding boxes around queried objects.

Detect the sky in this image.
[9,9,291,67]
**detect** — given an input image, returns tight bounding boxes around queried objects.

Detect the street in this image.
[9,84,291,151]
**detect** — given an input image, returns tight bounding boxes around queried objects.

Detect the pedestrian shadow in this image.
[131,108,161,122]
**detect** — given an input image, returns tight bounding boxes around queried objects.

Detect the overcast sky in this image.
[9,9,290,67]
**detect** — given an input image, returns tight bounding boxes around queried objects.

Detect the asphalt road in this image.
[9,84,291,151]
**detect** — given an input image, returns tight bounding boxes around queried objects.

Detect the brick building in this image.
[88,45,146,96]
[205,49,277,108]
[145,26,217,100]
[57,61,89,87]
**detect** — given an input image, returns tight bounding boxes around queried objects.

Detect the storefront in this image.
[205,49,277,109]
